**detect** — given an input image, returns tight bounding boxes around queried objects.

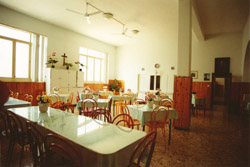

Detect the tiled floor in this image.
[151,104,249,167]
[0,104,249,167]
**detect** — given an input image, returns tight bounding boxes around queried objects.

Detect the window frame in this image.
[0,30,32,82]
[79,52,107,84]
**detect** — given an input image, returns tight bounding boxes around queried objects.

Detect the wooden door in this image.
[173,76,192,130]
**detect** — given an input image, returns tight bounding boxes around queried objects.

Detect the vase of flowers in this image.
[92,90,99,100]
[46,52,58,68]
[75,61,84,71]
[53,86,59,94]
[83,86,91,93]
[145,92,156,108]
[37,95,51,113]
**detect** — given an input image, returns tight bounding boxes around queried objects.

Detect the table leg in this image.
[168,120,172,145]
[143,125,145,131]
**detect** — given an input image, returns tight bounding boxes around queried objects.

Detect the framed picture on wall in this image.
[204,73,210,81]
[191,71,198,79]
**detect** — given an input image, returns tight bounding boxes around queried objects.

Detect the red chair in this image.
[112,113,134,129]
[44,133,82,167]
[129,131,157,167]
[26,120,45,167]
[80,98,97,116]
[76,91,80,102]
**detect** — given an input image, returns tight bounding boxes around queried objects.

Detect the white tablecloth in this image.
[4,97,31,109]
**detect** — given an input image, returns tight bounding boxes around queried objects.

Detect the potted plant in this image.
[46,52,58,68]
[36,95,51,113]
[64,62,73,70]
[145,92,156,108]
[109,79,120,94]
[75,61,84,71]
[53,86,60,94]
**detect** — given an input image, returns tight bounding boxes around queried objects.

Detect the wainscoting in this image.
[4,82,46,105]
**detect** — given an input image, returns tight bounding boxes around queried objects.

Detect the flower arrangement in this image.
[83,86,91,92]
[46,52,58,68]
[36,95,51,104]
[155,89,161,95]
[145,92,156,101]
[120,88,124,93]
[53,86,59,92]
[64,62,73,70]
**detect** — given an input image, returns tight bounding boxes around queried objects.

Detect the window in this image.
[0,24,31,80]
[79,47,107,83]
[0,24,47,82]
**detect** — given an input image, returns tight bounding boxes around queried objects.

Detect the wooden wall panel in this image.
[3,82,46,106]
[192,82,212,109]
[230,82,250,112]
[84,83,109,90]
[173,76,192,130]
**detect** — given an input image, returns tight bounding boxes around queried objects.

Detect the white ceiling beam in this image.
[192,1,205,41]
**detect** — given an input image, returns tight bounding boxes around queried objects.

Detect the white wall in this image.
[191,32,243,82]
[0,5,117,81]
[116,31,178,94]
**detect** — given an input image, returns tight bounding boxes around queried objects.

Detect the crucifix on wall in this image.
[61,53,67,65]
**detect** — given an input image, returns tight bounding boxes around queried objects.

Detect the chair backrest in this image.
[159,98,174,108]
[76,91,80,102]
[151,105,170,125]
[91,108,112,123]
[26,120,45,166]
[67,92,74,103]
[114,101,126,116]
[50,100,64,110]
[86,92,93,99]
[112,113,134,129]
[62,102,75,113]
[13,92,19,99]
[80,98,97,116]
[0,110,9,137]
[107,97,113,112]
[45,133,81,167]
[129,131,157,167]
[24,95,33,103]
[6,110,24,138]
[133,98,146,105]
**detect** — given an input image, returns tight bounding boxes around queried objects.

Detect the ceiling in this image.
[0,0,248,46]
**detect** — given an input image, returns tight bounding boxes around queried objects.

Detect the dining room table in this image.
[50,93,69,103]
[76,98,110,109]
[127,104,178,145]
[8,106,146,167]
[3,97,32,109]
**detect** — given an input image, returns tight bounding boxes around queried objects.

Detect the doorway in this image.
[214,78,225,104]
[211,73,232,109]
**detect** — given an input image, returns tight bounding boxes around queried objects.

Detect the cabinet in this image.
[45,68,84,104]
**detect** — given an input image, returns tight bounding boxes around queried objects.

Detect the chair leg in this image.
[7,139,15,166]
[19,145,24,167]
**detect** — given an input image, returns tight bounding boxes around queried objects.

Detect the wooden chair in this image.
[26,120,45,167]
[80,98,97,116]
[9,90,14,97]
[129,131,157,167]
[86,92,93,99]
[112,113,134,129]
[76,91,80,102]
[44,133,82,167]
[24,94,33,103]
[67,92,74,103]
[144,105,170,147]
[91,109,112,123]
[6,110,29,167]
[122,105,141,130]
[62,102,75,113]
[50,100,64,110]
[114,101,125,116]
[133,98,146,105]
[13,92,19,99]
[159,98,174,108]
